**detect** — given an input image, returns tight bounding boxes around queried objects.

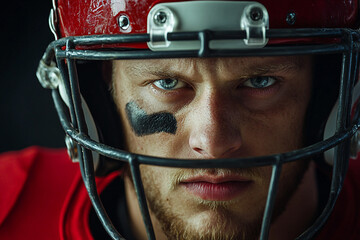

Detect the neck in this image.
[269,161,319,240]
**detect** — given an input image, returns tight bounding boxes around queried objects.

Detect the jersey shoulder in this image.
[0,146,78,239]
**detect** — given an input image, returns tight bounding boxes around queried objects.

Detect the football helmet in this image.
[36,0,360,239]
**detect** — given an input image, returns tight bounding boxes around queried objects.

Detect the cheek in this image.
[140,165,177,196]
[122,123,185,157]
[237,71,312,155]
[240,89,311,155]
[126,134,178,156]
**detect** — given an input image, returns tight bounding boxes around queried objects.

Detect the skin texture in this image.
[111,56,316,240]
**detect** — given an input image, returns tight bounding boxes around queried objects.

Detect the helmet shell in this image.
[57,0,359,38]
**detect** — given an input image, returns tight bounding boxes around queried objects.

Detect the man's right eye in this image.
[153,79,187,90]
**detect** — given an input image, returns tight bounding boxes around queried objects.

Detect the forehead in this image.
[113,56,311,77]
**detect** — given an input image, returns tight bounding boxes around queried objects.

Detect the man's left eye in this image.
[153,78,186,90]
[243,76,277,88]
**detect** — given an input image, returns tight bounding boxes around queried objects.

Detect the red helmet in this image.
[56,0,358,39]
[37,0,360,239]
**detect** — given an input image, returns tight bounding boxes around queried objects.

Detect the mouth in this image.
[180,175,253,201]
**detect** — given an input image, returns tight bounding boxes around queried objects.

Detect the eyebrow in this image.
[121,57,306,79]
[125,64,172,78]
[121,63,200,85]
[244,60,304,76]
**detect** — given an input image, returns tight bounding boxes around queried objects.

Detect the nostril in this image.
[192,147,213,158]
[224,145,241,156]
[193,147,203,154]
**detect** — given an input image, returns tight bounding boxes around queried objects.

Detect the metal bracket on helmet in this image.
[36,56,62,89]
[241,4,268,46]
[148,6,176,49]
[147,1,269,51]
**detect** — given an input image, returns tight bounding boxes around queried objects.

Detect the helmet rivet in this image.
[65,135,79,163]
[249,7,263,21]
[154,11,168,26]
[286,12,296,25]
[119,15,130,30]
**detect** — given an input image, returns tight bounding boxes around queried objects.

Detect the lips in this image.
[180,175,252,201]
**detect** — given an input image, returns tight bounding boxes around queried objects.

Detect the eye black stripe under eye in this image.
[125,101,177,136]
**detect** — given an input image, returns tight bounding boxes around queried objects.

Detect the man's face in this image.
[112,56,313,239]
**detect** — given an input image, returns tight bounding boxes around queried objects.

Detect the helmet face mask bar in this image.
[36,1,360,240]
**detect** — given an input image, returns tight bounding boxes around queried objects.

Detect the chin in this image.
[164,208,261,240]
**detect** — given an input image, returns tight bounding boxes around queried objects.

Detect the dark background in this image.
[0,1,65,152]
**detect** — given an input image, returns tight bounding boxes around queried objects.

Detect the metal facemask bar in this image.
[35,27,360,240]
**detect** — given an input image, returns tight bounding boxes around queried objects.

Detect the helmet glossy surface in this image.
[57,0,358,36]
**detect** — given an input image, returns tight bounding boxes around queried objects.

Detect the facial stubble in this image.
[135,160,309,240]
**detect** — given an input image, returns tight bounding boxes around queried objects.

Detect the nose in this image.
[188,91,242,158]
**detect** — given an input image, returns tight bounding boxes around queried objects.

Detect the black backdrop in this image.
[0,1,65,152]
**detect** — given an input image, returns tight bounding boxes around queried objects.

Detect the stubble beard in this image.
[138,162,309,240]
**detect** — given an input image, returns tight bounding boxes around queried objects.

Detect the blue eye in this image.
[243,76,276,88]
[153,79,186,90]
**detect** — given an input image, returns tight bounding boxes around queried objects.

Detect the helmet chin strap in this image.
[324,80,360,165]
[58,80,100,170]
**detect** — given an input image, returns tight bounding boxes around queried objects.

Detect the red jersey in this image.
[0,147,117,240]
[0,147,359,239]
